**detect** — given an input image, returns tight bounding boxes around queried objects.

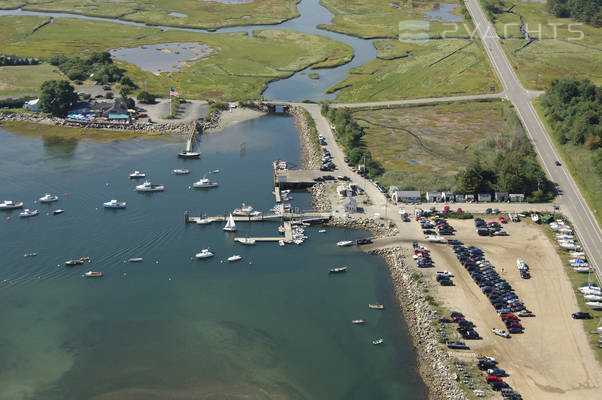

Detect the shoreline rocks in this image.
[289,106,320,170]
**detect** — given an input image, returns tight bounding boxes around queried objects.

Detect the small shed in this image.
[495,192,509,202]
[343,197,357,213]
[455,194,465,203]
[426,191,443,202]
[442,191,454,202]
[393,190,421,203]
[23,98,40,111]
[509,193,525,202]
[465,194,475,202]
[477,193,492,202]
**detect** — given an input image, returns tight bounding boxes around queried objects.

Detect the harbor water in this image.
[0,115,427,399]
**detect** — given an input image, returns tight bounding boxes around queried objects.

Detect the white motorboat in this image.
[583,294,602,301]
[352,319,365,324]
[223,213,237,232]
[249,210,262,217]
[103,199,127,209]
[586,301,602,310]
[337,240,353,247]
[193,177,218,188]
[492,328,510,338]
[195,249,214,259]
[570,252,585,257]
[211,169,220,174]
[172,169,190,175]
[278,240,285,247]
[573,266,591,273]
[196,218,212,225]
[128,258,143,263]
[372,338,384,345]
[579,285,602,295]
[39,193,59,203]
[318,229,326,233]
[84,271,103,278]
[53,209,65,215]
[227,255,242,262]
[129,170,146,179]
[237,237,256,245]
[135,180,164,192]
[0,200,23,209]
[178,151,200,159]
[233,203,255,216]
[19,209,39,217]
[293,239,304,245]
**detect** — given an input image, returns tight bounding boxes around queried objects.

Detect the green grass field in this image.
[351,99,523,191]
[0,0,301,30]
[318,0,471,39]
[0,64,64,96]
[328,39,499,102]
[486,1,602,89]
[0,16,353,100]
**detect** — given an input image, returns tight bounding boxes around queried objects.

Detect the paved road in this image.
[464,0,601,281]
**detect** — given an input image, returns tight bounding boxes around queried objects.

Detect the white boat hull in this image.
[586,302,602,310]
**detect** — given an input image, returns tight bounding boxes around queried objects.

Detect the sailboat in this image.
[223,213,237,232]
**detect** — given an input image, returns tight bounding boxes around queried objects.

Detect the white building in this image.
[23,98,40,111]
[343,197,357,213]
[477,193,492,202]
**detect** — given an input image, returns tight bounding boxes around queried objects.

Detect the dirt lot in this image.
[418,219,602,399]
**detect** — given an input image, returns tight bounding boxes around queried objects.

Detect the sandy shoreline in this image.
[204,107,266,134]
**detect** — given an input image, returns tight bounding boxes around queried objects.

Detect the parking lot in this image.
[420,219,601,399]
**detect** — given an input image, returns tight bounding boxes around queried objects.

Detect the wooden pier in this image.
[184,211,331,224]
[234,221,294,243]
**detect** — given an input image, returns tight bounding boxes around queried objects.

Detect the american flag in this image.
[169,88,179,98]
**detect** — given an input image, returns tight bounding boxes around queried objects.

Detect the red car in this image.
[498,216,507,223]
[506,321,523,329]
[500,314,519,321]
[486,376,503,384]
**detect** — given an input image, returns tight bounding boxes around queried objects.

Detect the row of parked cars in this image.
[449,311,481,340]
[477,356,523,399]
[475,217,508,236]
[412,242,433,268]
[318,136,336,171]
[452,244,533,335]
[419,216,455,236]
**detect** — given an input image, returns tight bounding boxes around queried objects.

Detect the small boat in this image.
[578,284,601,294]
[0,200,23,209]
[223,213,237,232]
[135,181,164,192]
[586,301,602,310]
[195,249,214,259]
[372,339,384,345]
[84,271,103,278]
[128,258,143,263]
[492,328,510,338]
[318,229,326,233]
[573,266,591,273]
[172,169,190,175]
[129,170,146,179]
[352,319,365,324]
[196,218,212,225]
[531,213,540,223]
[65,259,84,266]
[19,209,39,217]
[293,239,304,245]
[53,209,65,215]
[233,203,255,216]
[329,267,347,274]
[24,252,37,257]
[178,151,201,159]
[278,240,285,247]
[103,200,127,209]
[79,256,90,262]
[237,237,256,245]
[39,193,59,203]
[211,169,220,174]
[336,240,353,247]
[249,210,262,217]
[227,255,242,262]
[584,294,602,301]
[369,304,384,310]
[193,177,218,188]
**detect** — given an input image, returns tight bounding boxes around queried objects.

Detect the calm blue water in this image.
[0,116,426,399]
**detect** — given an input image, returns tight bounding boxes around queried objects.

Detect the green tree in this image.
[137,91,156,104]
[39,80,78,117]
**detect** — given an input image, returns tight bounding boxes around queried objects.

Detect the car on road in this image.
[313,177,325,182]
[572,312,593,319]
[555,160,562,166]
[102,85,111,90]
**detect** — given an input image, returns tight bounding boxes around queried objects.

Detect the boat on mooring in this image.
[227,255,242,262]
[84,271,103,278]
[336,240,353,247]
[196,217,212,225]
[232,203,255,216]
[193,177,218,188]
[329,266,347,274]
[39,193,59,203]
[0,200,23,209]
[65,259,84,266]
[136,181,165,192]
[237,237,256,245]
[128,257,143,263]
[372,339,384,345]
[53,209,65,215]
[352,319,365,324]
[172,169,190,175]
[24,252,37,257]
[103,199,127,209]
[19,209,39,217]
[195,249,214,259]
[223,213,237,232]
[178,151,200,159]
[368,304,385,310]
[129,170,146,179]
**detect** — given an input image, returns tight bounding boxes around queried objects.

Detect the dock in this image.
[184,211,331,224]
[234,221,294,243]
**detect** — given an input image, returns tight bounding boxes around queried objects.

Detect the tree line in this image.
[49,51,133,87]
[548,0,601,26]
[0,55,39,66]
[541,77,602,175]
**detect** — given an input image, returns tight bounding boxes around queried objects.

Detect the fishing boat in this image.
[492,328,510,338]
[531,213,540,223]
[329,267,347,274]
[19,209,39,217]
[128,258,143,263]
[65,259,84,266]
[227,255,242,262]
[24,252,37,257]
[172,169,190,175]
[369,304,385,310]
[177,151,200,159]
[135,181,164,192]
[223,213,237,232]
[129,170,146,179]
[232,203,255,216]
[586,302,602,310]
[372,339,384,345]
[318,229,327,233]
[0,200,23,209]
[237,237,256,245]
[84,271,103,278]
[352,319,365,324]
[195,249,214,259]
[103,199,127,209]
[39,193,59,203]
[79,256,90,262]
[336,240,353,247]
[196,218,212,225]
[53,209,65,215]
[193,177,218,188]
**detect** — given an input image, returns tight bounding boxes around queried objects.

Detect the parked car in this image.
[490,381,509,391]
[555,160,562,166]
[572,312,593,319]
[486,375,503,384]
